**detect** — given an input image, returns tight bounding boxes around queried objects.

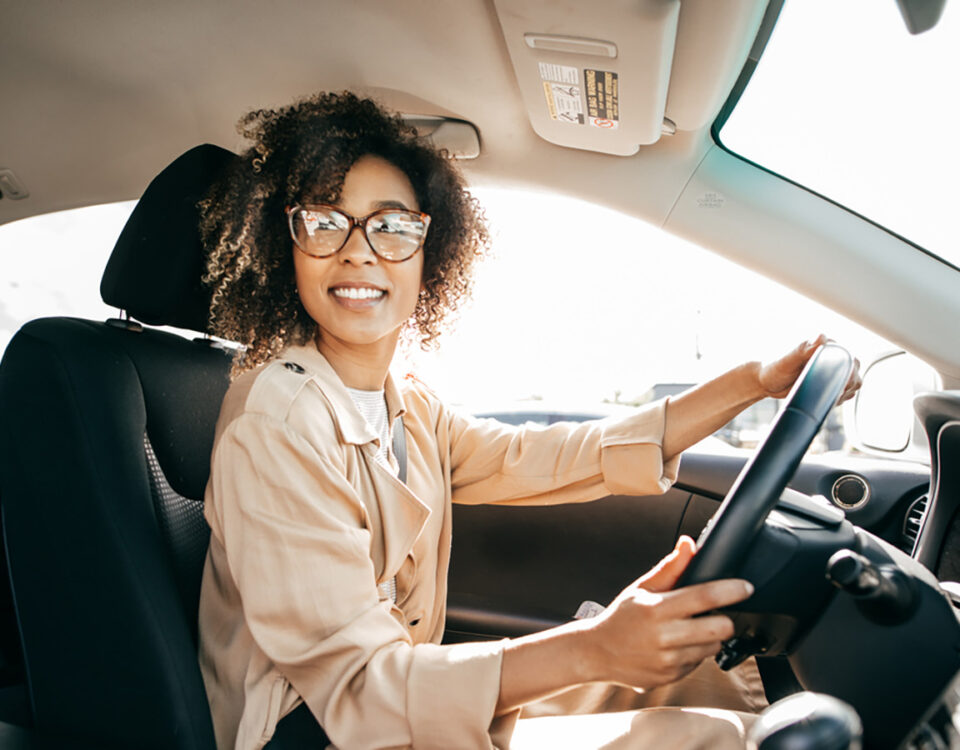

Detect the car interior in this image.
[1,0,959,748]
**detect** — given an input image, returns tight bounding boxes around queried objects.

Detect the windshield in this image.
[405,187,894,454]
[719,0,960,269]
[408,188,892,407]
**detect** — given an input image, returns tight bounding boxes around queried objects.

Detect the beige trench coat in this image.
[198,343,681,750]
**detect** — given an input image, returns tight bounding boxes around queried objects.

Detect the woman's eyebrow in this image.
[373,199,412,210]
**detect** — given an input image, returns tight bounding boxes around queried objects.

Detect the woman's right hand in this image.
[497,535,754,714]
[584,536,754,690]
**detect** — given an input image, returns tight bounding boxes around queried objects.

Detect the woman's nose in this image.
[338,224,378,265]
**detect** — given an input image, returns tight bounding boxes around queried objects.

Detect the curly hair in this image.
[199,91,489,375]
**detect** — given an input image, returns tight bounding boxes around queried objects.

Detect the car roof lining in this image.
[0,0,765,225]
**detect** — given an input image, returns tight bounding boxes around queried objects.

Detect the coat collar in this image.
[280,343,407,447]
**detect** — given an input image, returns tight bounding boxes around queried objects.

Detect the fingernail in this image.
[742,581,754,596]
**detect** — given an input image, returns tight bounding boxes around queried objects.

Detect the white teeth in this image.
[333,287,385,300]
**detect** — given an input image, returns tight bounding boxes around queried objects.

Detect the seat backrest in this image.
[0,145,237,749]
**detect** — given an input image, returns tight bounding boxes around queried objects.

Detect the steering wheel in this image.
[677,343,855,587]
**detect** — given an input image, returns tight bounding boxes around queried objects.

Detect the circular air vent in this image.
[831,475,870,510]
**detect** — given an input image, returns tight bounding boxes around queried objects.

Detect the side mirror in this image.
[847,350,938,459]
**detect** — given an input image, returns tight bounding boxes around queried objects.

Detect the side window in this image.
[0,202,135,354]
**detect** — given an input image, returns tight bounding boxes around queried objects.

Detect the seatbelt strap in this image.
[392,417,407,484]
[379,418,407,603]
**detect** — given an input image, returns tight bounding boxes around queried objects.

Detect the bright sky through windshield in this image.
[721,0,960,269]
[403,188,891,406]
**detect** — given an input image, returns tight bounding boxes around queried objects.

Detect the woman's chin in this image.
[317,324,403,351]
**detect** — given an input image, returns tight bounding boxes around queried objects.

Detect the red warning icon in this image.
[591,117,615,129]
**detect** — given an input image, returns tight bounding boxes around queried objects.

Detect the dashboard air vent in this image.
[902,494,929,552]
[831,474,870,509]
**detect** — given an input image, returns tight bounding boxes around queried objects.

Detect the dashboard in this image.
[676,450,930,557]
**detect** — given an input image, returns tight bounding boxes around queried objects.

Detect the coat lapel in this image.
[280,344,430,580]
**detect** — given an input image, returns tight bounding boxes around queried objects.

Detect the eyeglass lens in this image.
[291,206,427,260]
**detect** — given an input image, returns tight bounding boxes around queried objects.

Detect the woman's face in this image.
[293,155,425,351]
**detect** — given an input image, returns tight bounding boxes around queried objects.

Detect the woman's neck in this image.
[314,331,398,390]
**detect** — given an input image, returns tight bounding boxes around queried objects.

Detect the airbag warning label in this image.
[584,69,619,129]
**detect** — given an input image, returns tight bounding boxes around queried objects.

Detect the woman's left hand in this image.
[758,334,862,402]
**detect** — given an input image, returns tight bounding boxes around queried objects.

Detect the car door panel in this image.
[445,488,686,641]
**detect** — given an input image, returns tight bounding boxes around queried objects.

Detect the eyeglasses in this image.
[286,203,431,262]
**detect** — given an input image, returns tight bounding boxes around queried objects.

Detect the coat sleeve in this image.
[207,412,513,749]
[443,398,681,505]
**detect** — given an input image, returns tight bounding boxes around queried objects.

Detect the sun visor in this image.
[493,0,679,156]
[492,0,769,156]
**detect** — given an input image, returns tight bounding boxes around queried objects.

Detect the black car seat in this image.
[0,145,237,749]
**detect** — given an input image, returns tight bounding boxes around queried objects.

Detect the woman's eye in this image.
[373,215,419,235]
[305,212,346,232]
[315,216,341,230]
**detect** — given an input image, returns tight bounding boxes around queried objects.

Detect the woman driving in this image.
[197,91,860,750]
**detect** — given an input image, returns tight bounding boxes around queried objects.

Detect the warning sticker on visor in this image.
[584,69,619,129]
[538,62,579,85]
[542,82,584,124]
[539,63,584,125]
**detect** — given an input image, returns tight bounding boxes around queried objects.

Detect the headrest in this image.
[100,144,238,333]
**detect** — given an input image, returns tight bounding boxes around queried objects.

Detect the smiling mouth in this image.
[331,287,385,300]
